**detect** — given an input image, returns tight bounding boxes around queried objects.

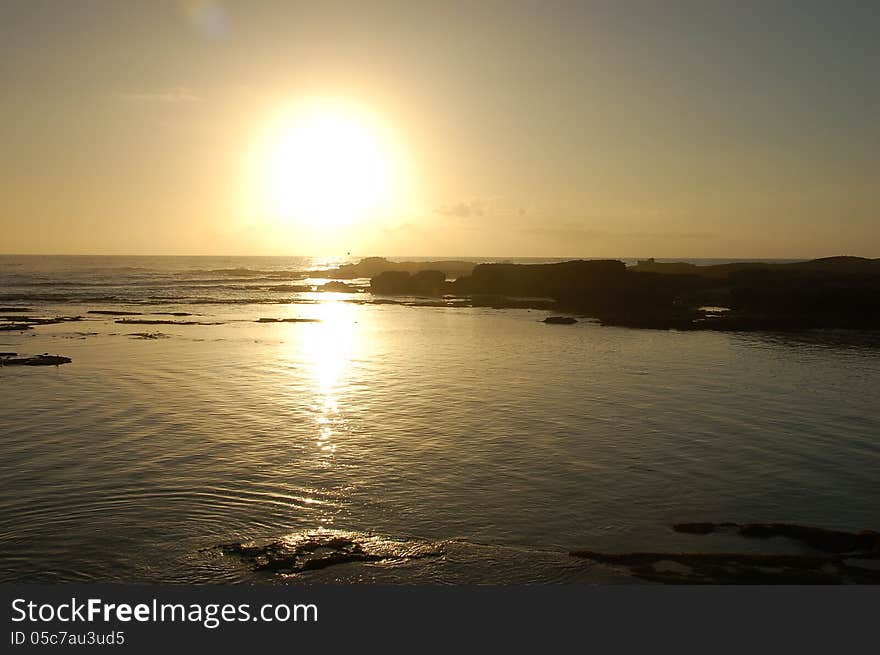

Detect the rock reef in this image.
[672,522,880,554]
[319,281,362,293]
[115,319,223,326]
[364,256,880,331]
[0,315,83,330]
[570,550,877,584]
[217,531,442,574]
[128,332,170,340]
[323,257,475,280]
[1,353,72,366]
[371,270,447,296]
[88,310,142,316]
[572,522,880,584]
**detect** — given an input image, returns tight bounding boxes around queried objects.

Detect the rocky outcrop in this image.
[319,281,361,293]
[371,270,448,296]
[325,257,474,280]
[453,259,627,299]
[421,256,880,331]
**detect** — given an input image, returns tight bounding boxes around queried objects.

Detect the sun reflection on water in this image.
[301,301,358,467]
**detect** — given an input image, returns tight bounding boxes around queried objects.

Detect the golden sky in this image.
[1,1,878,257]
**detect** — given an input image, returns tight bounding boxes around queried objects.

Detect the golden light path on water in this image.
[266,297,361,531]
[300,299,358,483]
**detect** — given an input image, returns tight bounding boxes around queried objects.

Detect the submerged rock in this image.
[572,521,880,583]
[115,319,223,326]
[672,522,727,535]
[0,353,72,366]
[1,315,82,324]
[569,549,877,584]
[88,310,143,316]
[256,317,321,323]
[128,332,170,340]
[672,522,880,554]
[319,281,361,293]
[218,531,442,575]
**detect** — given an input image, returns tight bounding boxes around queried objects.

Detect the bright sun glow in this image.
[259,101,397,227]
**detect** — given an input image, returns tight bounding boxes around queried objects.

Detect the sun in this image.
[257,100,396,228]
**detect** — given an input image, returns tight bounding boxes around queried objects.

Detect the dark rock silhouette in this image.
[573,520,880,583]
[115,319,223,326]
[218,531,442,574]
[453,259,627,299]
[324,257,475,280]
[570,521,878,583]
[128,332,170,339]
[672,522,880,554]
[364,256,880,331]
[319,281,361,293]
[672,522,731,535]
[543,316,578,324]
[256,317,320,323]
[1,353,72,366]
[0,315,83,329]
[570,549,879,584]
[88,310,142,316]
[371,270,448,296]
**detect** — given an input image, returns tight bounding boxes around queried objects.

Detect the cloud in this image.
[435,196,528,219]
[622,230,714,240]
[521,223,714,242]
[114,88,201,103]
[520,225,609,243]
[435,198,487,219]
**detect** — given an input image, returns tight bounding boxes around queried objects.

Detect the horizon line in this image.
[2,253,874,261]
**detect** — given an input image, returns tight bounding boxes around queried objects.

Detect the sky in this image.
[1,0,878,258]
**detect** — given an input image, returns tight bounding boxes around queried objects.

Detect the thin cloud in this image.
[622,231,714,240]
[521,225,608,240]
[435,197,527,219]
[435,199,486,219]
[114,88,201,103]
[521,224,714,241]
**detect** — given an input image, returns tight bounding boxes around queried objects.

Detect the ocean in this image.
[1,255,878,583]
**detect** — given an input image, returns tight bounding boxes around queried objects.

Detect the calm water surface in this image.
[1,256,878,583]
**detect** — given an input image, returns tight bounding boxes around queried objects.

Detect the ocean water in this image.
[1,255,878,583]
